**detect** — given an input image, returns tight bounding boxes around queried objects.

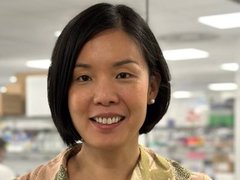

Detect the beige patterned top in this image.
[17,144,211,180]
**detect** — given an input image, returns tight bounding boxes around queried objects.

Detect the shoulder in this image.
[167,160,212,180]
[140,145,212,180]
[16,148,69,180]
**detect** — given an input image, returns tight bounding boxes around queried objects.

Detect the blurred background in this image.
[0,0,239,179]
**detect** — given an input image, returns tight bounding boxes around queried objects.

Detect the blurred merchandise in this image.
[213,154,234,173]
[146,98,235,178]
[208,99,234,127]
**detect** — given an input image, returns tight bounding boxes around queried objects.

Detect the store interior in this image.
[0,0,239,179]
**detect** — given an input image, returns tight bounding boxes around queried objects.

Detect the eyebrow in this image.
[75,59,139,68]
[113,59,139,67]
[75,63,91,68]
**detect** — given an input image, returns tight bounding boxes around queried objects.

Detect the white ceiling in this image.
[0,0,240,95]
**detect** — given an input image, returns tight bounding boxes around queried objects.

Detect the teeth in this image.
[94,116,122,125]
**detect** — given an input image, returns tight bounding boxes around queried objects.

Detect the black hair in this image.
[0,137,6,150]
[48,3,171,146]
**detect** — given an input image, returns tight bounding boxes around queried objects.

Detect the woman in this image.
[18,3,211,180]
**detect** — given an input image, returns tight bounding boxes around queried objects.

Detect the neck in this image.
[82,141,139,167]
[69,141,140,180]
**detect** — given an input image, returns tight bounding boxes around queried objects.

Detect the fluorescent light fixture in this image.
[208,83,238,91]
[54,31,61,37]
[0,86,7,93]
[9,76,17,83]
[198,12,240,29]
[163,48,209,61]
[173,91,192,99]
[26,59,51,69]
[221,63,239,71]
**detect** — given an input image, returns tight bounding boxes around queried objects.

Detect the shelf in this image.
[0,116,55,131]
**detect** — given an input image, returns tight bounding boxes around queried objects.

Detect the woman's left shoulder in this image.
[140,146,212,180]
[167,159,212,180]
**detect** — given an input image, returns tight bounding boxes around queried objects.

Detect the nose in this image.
[93,78,119,106]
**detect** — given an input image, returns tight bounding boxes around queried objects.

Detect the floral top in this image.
[17,144,211,180]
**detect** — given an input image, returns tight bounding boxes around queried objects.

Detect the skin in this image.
[67,28,160,180]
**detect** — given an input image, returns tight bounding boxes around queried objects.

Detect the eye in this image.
[76,75,92,82]
[116,72,131,79]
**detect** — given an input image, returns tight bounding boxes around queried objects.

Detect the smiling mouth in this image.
[90,116,124,125]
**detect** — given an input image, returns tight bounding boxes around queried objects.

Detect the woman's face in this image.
[68,28,159,149]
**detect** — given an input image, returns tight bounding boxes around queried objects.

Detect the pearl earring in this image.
[150,99,155,104]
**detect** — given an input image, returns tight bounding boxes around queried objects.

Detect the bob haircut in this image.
[48,3,171,146]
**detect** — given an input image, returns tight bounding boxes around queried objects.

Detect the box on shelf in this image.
[6,82,24,97]
[213,154,234,173]
[0,93,24,116]
[15,71,47,98]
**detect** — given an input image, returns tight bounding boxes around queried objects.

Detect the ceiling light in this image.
[54,31,61,37]
[208,83,238,91]
[173,91,193,99]
[221,63,239,71]
[9,76,17,83]
[26,59,51,69]
[163,48,209,61]
[0,86,7,93]
[198,12,240,29]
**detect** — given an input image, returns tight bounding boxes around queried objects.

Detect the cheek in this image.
[133,80,150,116]
[127,87,148,131]
[122,81,149,115]
[68,89,76,112]
[68,87,87,115]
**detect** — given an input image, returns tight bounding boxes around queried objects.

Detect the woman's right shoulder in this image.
[16,149,68,180]
[16,164,44,180]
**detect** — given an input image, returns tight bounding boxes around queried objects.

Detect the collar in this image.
[54,144,174,180]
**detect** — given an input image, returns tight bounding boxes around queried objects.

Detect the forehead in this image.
[76,28,146,66]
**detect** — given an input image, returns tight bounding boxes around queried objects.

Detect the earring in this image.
[150,99,155,104]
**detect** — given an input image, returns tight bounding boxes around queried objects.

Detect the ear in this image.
[148,73,161,104]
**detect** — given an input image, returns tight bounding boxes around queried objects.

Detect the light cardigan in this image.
[17,144,211,180]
